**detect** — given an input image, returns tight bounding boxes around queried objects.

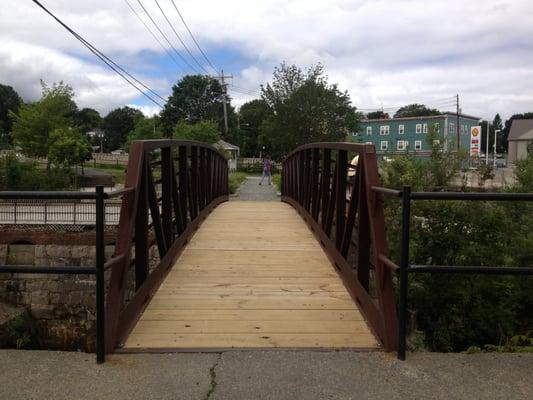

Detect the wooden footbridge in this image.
[3,139,532,364]
[104,140,398,356]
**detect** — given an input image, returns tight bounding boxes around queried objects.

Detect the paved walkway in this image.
[231,176,279,201]
[1,350,531,399]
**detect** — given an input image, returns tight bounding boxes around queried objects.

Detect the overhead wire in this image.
[169,0,218,74]
[123,0,184,73]
[153,0,210,75]
[31,0,165,108]
[135,0,199,73]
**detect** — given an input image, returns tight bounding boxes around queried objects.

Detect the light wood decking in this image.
[124,201,379,350]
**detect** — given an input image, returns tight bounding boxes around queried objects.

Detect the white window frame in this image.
[365,141,373,145]
[397,140,406,151]
[380,125,390,136]
[414,140,422,151]
[398,124,404,135]
[449,123,455,134]
[423,123,428,133]
[434,122,440,133]
[366,126,372,136]
[416,124,422,134]
[380,141,388,151]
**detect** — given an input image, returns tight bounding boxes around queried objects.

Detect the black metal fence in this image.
[0,186,120,363]
[372,185,533,360]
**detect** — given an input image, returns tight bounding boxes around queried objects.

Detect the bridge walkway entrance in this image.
[123,201,378,350]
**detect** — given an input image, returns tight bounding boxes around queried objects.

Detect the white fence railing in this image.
[0,201,122,225]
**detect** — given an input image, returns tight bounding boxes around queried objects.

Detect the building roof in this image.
[508,119,533,141]
[363,112,481,123]
[215,139,240,151]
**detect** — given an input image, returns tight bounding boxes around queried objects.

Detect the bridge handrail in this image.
[281,142,399,352]
[104,139,229,353]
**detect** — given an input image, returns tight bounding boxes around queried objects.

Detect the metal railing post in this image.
[95,185,105,363]
[398,185,411,360]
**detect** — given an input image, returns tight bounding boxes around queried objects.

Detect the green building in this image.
[353,113,481,156]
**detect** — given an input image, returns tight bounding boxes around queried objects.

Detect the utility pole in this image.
[219,70,233,136]
[456,94,460,151]
[485,120,490,165]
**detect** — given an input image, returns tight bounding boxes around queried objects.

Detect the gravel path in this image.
[231,176,279,201]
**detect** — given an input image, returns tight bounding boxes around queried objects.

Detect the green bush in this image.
[0,153,72,190]
[380,135,533,352]
[229,172,248,194]
[271,174,281,191]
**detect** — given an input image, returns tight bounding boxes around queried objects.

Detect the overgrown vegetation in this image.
[228,172,248,194]
[271,174,281,191]
[0,153,72,190]
[381,131,533,352]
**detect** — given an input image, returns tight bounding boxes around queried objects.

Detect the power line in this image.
[229,87,261,97]
[123,0,184,73]
[231,84,262,96]
[169,0,218,74]
[31,0,165,108]
[135,0,199,73]
[153,0,209,74]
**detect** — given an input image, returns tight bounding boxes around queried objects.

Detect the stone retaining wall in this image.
[0,244,114,351]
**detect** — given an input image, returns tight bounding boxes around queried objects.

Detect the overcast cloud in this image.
[1,0,532,120]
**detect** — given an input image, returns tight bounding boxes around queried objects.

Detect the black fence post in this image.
[398,185,411,361]
[95,185,105,364]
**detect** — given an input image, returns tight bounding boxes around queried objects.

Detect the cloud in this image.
[1,0,533,120]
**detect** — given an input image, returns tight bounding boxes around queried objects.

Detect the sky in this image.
[1,0,532,121]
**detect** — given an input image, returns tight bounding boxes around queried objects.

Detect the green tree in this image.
[48,127,92,169]
[366,110,389,119]
[103,106,144,151]
[0,83,22,146]
[160,75,232,135]
[125,116,165,149]
[259,63,359,159]
[10,81,77,159]
[393,103,441,118]
[74,107,102,134]
[238,99,272,156]
[173,120,220,144]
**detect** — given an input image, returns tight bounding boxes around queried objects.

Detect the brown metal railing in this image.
[104,140,228,352]
[281,142,398,351]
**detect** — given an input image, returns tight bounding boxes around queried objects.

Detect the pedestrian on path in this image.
[259,155,272,185]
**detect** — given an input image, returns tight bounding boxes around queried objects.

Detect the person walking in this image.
[259,155,272,185]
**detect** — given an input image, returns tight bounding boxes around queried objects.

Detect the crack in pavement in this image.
[204,353,222,400]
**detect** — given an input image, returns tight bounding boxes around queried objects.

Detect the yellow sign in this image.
[472,127,480,137]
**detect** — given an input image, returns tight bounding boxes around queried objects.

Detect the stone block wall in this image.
[0,244,113,351]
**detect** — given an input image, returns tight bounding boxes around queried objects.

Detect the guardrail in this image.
[372,186,533,360]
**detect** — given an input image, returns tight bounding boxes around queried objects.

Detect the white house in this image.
[508,119,533,163]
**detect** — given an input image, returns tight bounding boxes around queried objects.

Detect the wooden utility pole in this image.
[219,70,233,135]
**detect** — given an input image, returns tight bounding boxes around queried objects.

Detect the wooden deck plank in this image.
[124,201,379,350]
